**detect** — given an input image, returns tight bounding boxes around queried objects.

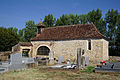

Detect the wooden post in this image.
[77,48,81,69]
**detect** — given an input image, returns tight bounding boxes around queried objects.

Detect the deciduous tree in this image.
[0,27,19,51]
[105,9,119,55]
[24,20,37,42]
[43,14,56,27]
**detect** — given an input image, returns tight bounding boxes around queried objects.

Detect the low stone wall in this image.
[0,51,12,61]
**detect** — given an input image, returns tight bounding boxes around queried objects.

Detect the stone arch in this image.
[37,46,50,55]
[36,44,51,56]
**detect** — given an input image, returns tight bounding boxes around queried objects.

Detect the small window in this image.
[88,40,91,50]
[82,50,85,55]
[22,49,30,57]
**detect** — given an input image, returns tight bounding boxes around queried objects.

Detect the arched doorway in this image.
[37,46,50,56]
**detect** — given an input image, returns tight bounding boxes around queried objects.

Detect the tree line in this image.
[0,8,120,56]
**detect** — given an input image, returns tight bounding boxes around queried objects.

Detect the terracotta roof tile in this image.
[31,23,108,41]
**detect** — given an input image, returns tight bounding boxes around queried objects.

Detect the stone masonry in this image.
[31,39,108,63]
[12,22,109,63]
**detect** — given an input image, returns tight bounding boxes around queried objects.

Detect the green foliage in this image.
[87,9,106,35]
[49,71,56,74]
[59,14,72,26]
[0,27,19,51]
[24,20,37,42]
[87,9,102,23]
[69,14,79,24]
[79,14,88,24]
[43,14,55,27]
[55,18,61,26]
[18,29,26,42]
[61,72,66,75]
[105,9,119,56]
[8,27,18,33]
[115,15,120,53]
[55,14,79,26]
[80,66,94,73]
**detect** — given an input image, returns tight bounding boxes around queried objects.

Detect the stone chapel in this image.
[12,22,109,62]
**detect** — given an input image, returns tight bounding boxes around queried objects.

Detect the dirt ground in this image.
[0,66,120,80]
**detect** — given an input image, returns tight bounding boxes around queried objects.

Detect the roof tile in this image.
[31,23,108,41]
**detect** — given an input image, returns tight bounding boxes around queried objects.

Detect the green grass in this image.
[0,66,120,80]
[80,66,95,73]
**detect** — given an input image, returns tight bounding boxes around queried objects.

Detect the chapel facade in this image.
[12,22,109,62]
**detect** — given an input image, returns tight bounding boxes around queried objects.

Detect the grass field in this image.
[0,66,120,80]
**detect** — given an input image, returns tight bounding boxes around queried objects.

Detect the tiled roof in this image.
[18,42,33,46]
[31,23,108,41]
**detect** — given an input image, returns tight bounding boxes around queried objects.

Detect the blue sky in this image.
[0,0,120,30]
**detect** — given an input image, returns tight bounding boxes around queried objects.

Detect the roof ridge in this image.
[43,24,90,29]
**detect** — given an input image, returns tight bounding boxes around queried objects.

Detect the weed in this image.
[49,71,56,74]
[61,72,66,75]
[101,72,106,75]
[80,66,94,73]
[114,74,119,77]
[14,70,17,72]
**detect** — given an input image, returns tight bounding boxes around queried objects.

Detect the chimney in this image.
[37,21,45,37]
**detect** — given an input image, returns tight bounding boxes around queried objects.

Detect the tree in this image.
[87,9,102,23]
[69,14,79,24]
[58,14,72,26]
[105,9,119,56]
[0,27,19,51]
[18,29,26,42]
[115,14,120,55]
[8,27,18,33]
[79,14,88,24]
[87,9,106,34]
[55,18,60,26]
[94,18,106,35]
[43,14,56,27]
[24,20,37,42]
[19,29,23,37]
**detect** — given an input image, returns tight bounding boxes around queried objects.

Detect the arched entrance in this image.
[37,46,50,56]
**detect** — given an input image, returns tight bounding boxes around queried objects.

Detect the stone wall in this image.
[12,44,33,57]
[0,51,12,61]
[53,40,88,60]
[85,39,108,63]
[31,39,109,62]
[103,39,109,60]
[19,46,33,57]
[31,41,51,57]
[12,44,20,53]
